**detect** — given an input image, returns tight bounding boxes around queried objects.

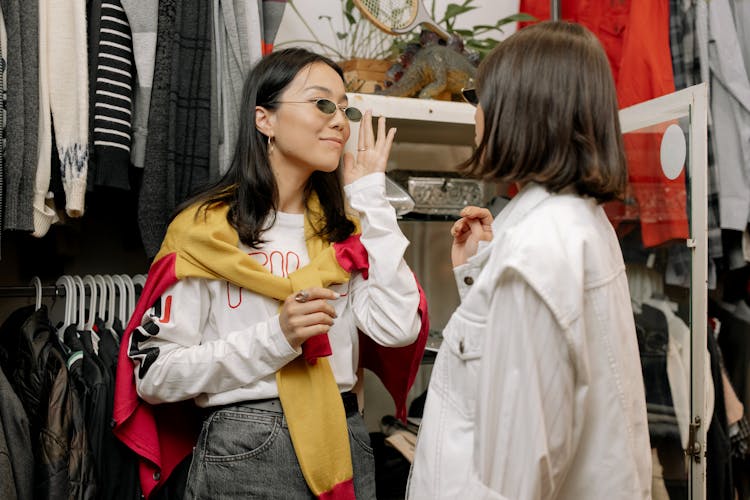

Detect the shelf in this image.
[346,93,476,146]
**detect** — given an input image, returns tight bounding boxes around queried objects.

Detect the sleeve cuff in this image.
[453,263,478,299]
[344,172,385,197]
[269,316,302,358]
[64,178,88,218]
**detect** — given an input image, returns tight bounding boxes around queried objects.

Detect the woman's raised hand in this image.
[342,110,397,185]
[450,206,494,268]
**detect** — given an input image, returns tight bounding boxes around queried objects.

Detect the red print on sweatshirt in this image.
[226,250,302,308]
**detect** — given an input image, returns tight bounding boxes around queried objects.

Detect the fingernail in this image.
[332,292,340,299]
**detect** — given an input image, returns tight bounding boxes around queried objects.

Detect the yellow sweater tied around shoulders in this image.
[155,195,357,498]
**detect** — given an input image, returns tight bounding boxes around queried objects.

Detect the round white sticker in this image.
[659,124,686,180]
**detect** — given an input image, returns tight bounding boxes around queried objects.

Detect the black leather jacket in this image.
[0,305,96,499]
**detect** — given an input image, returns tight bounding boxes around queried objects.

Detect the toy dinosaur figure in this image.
[380,44,477,100]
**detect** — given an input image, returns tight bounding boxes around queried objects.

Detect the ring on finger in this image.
[294,290,310,303]
[357,147,367,151]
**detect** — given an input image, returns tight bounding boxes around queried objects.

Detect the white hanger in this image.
[132,273,146,290]
[120,274,137,320]
[64,275,78,329]
[102,275,117,330]
[72,276,86,331]
[93,275,108,327]
[54,275,76,332]
[83,275,98,331]
[30,276,42,310]
[112,275,127,326]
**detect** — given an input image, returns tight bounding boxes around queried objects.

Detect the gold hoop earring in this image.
[267,135,274,154]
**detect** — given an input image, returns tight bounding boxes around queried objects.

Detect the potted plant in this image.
[379,1,534,100]
[279,0,408,92]
[278,0,534,95]
[411,0,535,61]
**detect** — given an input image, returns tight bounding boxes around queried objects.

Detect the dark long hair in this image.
[173,48,355,247]
[462,21,627,202]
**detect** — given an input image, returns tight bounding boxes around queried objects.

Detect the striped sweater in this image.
[92,0,134,189]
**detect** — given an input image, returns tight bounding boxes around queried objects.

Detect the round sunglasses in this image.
[273,98,363,122]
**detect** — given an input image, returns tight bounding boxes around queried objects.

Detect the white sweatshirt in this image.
[129,173,422,408]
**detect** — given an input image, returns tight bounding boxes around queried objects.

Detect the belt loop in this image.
[341,391,360,416]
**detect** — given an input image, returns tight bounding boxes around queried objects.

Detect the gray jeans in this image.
[184,401,376,499]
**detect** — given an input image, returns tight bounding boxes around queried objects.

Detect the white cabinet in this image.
[346,93,476,146]
[345,94,478,431]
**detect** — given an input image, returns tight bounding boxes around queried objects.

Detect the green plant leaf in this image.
[467,38,501,52]
[495,13,537,24]
[440,2,478,24]
[345,0,355,15]
[472,24,501,31]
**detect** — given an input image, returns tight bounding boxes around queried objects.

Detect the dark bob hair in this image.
[462,21,627,202]
[174,48,356,247]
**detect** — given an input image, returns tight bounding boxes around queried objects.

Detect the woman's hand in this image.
[451,206,494,268]
[279,287,339,350]
[342,110,397,185]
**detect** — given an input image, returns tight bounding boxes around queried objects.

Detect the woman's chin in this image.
[312,162,340,173]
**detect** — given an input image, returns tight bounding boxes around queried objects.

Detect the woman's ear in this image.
[255,105,275,138]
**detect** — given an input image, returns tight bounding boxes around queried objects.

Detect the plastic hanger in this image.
[111,274,127,325]
[93,275,108,326]
[54,275,75,332]
[102,275,117,330]
[120,274,136,320]
[132,273,146,292]
[81,274,99,331]
[82,275,99,332]
[72,276,86,331]
[30,276,42,310]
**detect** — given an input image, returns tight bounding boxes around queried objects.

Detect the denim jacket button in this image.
[153,471,161,482]
[459,339,465,354]
[464,276,474,285]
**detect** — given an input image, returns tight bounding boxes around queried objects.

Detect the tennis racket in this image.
[353,0,452,41]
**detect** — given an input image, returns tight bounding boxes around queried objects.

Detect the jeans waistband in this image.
[206,391,360,417]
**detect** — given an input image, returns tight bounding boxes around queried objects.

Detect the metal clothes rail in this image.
[551,0,560,21]
[0,284,67,298]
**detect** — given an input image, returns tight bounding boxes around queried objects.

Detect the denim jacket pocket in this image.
[432,313,486,418]
[443,311,485,362]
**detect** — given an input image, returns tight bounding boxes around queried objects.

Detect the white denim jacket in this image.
[408,183,652,500]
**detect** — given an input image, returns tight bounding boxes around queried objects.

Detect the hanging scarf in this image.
[113,197,429,498]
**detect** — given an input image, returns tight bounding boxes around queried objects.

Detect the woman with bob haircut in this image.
[113,48,428,500]
[408,21,651,499]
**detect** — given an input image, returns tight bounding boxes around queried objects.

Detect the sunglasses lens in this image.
[315,99,362,122]
[316,99,337,114]
[461,88,478,106]
[345,107,362,122]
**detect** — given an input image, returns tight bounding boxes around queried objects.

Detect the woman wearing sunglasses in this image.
[114,48,428,499]
[408,22,651,499]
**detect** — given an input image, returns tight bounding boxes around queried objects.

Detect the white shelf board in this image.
[346,93,476,146]
[347,93,476,124]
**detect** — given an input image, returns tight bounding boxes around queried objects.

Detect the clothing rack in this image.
[0,284,68,298]
[0,280,144,298]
